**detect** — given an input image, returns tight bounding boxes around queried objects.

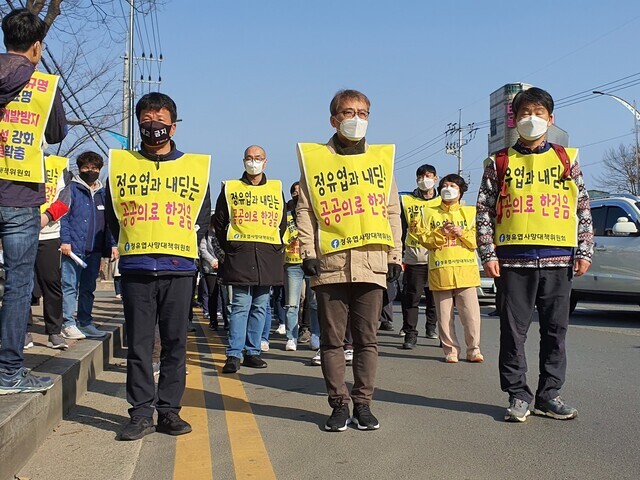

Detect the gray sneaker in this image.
[0,367,54,395]
[505,397,530,422]
[24,332,34,349]
[533,396,578,420]
[47,334,69,350]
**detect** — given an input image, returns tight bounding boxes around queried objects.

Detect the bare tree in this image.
[595,143,639,196]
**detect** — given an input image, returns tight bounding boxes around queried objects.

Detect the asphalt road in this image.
[19,300,640,480]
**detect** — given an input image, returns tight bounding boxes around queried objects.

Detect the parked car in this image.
[570,194,640,312]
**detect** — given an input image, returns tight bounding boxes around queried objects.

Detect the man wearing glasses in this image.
[214,145,287,374]
[296,90,402,431]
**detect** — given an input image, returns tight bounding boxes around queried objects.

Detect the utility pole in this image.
[445,109,478,176]
[635,100,639,195]
[126,0,135,150]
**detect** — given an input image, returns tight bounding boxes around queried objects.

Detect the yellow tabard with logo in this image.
[400,194,440,247]
[495,148,579,247]
[40,155,68,213]
[0,71,59,183]
[424,204,478,270]
[225,179,283,245]
[298,142,395,254]
[283,212,302,264]
[109,150,211,258]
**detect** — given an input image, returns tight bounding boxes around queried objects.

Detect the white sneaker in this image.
[399,329,406,337]
[61,325,86,340]
[78,324,107,339]
[285,339,297,351]
[275,324,286,335]
[311,349,321,366]
[310,333,320,350]
[344,349,354,365]
[261,340,270,352]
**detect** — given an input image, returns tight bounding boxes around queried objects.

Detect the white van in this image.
[570,194,640,312]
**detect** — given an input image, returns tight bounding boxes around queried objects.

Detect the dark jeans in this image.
[35,238,64,335]
[0,207,40,374]
[315,282,383,407]
[401,263,437,335]
[122,274,193,418]
[380,279,398,324]
[498,267,573,404]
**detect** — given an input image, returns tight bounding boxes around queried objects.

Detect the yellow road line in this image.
[201,323,277,480]
[174,333,214,480]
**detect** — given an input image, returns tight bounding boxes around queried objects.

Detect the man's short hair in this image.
[416,164,437,177]
[329,89,370,116]
[76,151,104,171]
[438,173,468,199]
[290,181,299,195]
[135,92,177,123]
[511,87,554,116]
[2,8,47,52]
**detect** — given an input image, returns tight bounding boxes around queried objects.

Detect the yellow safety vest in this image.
[297,142,395,254]
[225,179,283,245]
[109,150,211,258]
[400,194,440,247]
[40,155,68,213]
[495,148,579,247]
[424,203,478,270]
[283,212,302,264]
[0,71,59,183]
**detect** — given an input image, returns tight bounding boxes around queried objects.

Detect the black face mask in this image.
[79,171,99,185]
[139,120,171,147]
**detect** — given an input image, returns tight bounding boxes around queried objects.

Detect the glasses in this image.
[244,157,265,162]
[337,109,370,120]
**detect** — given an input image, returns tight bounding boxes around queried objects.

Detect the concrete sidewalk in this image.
[0,290,125,480]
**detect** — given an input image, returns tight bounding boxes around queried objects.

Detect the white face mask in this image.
[339,116,368,141]
[516,115,549,141]
[417,177,435,191]
[440,186,459,201]
[244,160,264,175]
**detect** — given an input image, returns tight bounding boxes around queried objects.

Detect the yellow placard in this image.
[283,211,302,264]
[225,179,283,245]
[109,150,211,258]
[297,142,395,254]
[400,194,440,247]
[495,148,578,247]
[423,204,478,269]
[0,71,59,183]
[40,155,68,213]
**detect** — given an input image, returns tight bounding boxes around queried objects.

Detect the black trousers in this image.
[380,279,398,324]
[401,263,437,335]
[34,238,63,335]
[122,274,192,418]
[203,274,222,324]
[498,267,572,404]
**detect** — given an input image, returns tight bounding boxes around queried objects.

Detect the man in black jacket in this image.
[214,145,286,374]
[0,9,67,395]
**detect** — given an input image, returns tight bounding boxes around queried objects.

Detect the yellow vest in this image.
[283,212,302,264]
[40,155,68,213]
[109,150,211,258]
[297,142,395,254]
[225,179,283,245]
[495,148,579,247]
[0,71,59,183]
[424,203,478,270]
[400,194,440,247]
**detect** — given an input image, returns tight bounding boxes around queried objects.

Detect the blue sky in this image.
[40,1,640,199]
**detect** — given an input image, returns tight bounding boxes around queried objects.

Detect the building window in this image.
[490,118,497,137]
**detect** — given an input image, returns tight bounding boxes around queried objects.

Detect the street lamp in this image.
[593,91,640,195]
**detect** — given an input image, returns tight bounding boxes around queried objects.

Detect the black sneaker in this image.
[119,416,155,441]
[425,329,438,339]
[222,356,241,374]
[208,321,218,331]
[157,412,192,436]
[379,321,394,331]
[402,333,418,350]
[325,404,350,432]
[505,397,530,422]
[352,403,380,430]
[533,396,578,420]
[243,354,267,369]
[298,329,311,344]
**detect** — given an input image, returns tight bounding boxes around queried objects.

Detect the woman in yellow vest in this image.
[417,174,483,363]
